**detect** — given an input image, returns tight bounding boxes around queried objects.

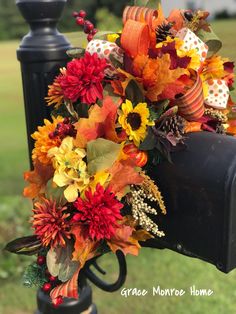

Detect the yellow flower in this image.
[177,49,201,71]
[118,100,154,147]
[107,33,120,43]
[48,137,90,202]
[32,116,63,165]
[201,55,228,81]
[156,36,184,50]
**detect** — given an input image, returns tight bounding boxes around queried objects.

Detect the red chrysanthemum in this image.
[73,184,123,240]
[59,52,107,105]
[32,198,71,248]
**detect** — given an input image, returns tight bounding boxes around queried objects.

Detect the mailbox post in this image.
[16,0,97,313]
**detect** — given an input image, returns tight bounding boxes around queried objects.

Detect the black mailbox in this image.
[144,131,236,273]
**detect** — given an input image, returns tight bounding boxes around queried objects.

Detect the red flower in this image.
[73,184,123,240]
[60,52,107,104]
[32,198,71,248]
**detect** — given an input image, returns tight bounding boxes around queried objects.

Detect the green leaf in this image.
[139,127,157,151]
[4,235,42,256]
[74,102,89,118]
[66,48,85,59]
[150,99,170,119]
[87,138,121,175]
[46,241,79,283]
[197,28,222,57]
[125,79,145,105]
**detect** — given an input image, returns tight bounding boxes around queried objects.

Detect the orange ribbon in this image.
[121,19,150,58]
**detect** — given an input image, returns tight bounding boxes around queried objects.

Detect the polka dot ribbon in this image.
[176,27,208,67]
[204,79,229,109]
[86,39,124,77]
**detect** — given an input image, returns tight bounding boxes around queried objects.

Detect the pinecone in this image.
[156,22,174,43]
[159,115,186,138]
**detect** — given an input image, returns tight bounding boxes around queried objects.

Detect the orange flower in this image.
[45,68,66,108]
[32,116,63,165]
[133,54,186,101]
[32,198,71,248]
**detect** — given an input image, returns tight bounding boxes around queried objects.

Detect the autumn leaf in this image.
[107,224,141,256]
[133,54,186,102]
[50,266,81,303]
[132,229,154,242]
[87,138,121,175]
[108,159,144,198]
[74,96,124,148]
[50,225,99,304]
[46,241,80,282]
[71,224,99,263]
[23,160,54,199]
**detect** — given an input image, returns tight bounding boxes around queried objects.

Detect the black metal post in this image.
[16,0,71,163]
[16,0,97,313]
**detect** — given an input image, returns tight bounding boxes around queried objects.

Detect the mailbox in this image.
[144,132,236,273]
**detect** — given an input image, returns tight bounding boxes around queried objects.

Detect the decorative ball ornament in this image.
[123,143,148,167]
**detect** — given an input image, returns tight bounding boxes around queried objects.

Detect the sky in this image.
[162,0,236,15]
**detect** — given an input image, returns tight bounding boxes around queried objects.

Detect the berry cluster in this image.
[49,117,76,140]
[73,10,98,42]
[37,255,63,307]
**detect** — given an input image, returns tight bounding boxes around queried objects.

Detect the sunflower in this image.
[118,100,154,147]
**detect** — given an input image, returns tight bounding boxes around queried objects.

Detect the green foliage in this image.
[95,8,123,32]
[23,262,47,288]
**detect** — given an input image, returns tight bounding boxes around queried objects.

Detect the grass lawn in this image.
[0,19,236,314]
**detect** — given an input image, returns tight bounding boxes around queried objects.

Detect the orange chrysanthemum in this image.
[32,198,71,248]
[31,116,63,165]
[133,54,186,101]
[45,68,66,108]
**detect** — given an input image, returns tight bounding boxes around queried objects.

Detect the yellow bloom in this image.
[32,116,63,165]
[177,49,201,72]
[48,137,90,202]
[107,33,120,43]
[201,55,228,81]
[156,36,184,50]
[118,100,154,147]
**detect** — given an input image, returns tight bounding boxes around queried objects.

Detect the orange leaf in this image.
[50,225,99,304]
[107,224,141,256]
[23,160,54,199]
[133,54,186,102]
[74,96,123,148]
[132,229,154,242]
[71,224,99,263]
[167,9,185,31]
[50,266,81,303]
[108,159,144,198]
[111,80,125,96]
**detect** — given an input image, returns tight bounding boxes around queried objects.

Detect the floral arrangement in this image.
[5,0,235,307]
